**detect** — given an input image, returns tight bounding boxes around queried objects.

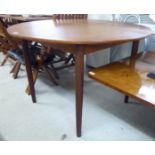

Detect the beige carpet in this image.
[0,53,155,141]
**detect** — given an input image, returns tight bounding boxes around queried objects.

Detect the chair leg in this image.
[65,54,75,64]
[50,63,59,79]
[0,54,9,66]
[124,95,129,103]
[25,69,38,95]
[10,61,18,73]
[13,62,21,79]
[43,64,58,85]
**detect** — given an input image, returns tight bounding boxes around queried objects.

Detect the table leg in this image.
[130,40,139,66]
[22,40,36,103]
[75,46,84,137]
[125,40,139,106]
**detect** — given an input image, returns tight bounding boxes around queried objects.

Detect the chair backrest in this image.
[123,14,140,24]
[113,14,141,24]
[0,20,20,50]
[0,19,7,37]
[53,14,88,20]
[0,15,19,27]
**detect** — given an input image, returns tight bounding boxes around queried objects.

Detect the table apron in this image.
[45,39,142,55]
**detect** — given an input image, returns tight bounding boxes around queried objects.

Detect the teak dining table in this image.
[7,19,151,137]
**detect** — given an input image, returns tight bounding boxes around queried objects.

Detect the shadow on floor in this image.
[87,82,155,139]
[0,133,5,141]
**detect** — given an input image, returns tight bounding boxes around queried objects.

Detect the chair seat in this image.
[8,49,25,65]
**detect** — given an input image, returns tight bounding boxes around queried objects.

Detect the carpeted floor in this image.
[0,52,155,141]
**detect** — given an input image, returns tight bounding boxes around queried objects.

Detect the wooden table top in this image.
[7,20,152,45]
[89,52,155,108]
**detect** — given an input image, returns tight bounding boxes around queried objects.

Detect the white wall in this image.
[88,14,113,20]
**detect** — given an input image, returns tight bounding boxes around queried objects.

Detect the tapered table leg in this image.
[22,40,36,103]
[75,46,85,137]
[130,40,139,66]
[124,95,129,103]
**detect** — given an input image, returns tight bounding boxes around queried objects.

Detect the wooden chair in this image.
[0,20,57,91]
[0,15,19,27]
[45,14,88,77]
[0,20,23,78]
[25,42,58,95]
[53,14,88,20]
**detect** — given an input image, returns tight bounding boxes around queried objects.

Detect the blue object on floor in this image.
[147,71,155,79]
[8,49,25,65]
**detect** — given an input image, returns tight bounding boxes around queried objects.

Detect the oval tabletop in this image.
[7,19,152,45]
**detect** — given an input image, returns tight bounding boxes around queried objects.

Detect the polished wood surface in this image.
[88,52,155,108]
[7,19,152,137]
[7,20,151,45]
